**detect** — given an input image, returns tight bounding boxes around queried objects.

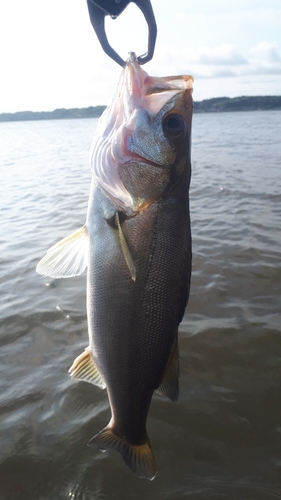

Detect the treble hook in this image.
[87,0,157,67]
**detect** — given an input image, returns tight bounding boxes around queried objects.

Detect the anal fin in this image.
[68,347,106,389]
[156,340,179,402]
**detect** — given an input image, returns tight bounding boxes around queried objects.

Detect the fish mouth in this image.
[124,152,168,169]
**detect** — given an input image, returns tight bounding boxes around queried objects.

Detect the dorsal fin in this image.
[36,225,89,278]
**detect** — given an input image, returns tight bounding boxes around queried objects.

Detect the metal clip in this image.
[87,0,157,67]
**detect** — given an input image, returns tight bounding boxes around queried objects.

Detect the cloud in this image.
[239,42,281,77]
[190,44,247,66]
[170,44,247,69]
[249,42,281,63]
[158,42,281,80]
[150,44,248,77]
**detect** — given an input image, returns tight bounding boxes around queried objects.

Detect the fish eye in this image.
[163,113,186,138]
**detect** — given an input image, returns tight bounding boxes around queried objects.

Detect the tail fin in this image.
[88,426,157,480]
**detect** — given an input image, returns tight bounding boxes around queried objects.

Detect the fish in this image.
[36,52,193,481]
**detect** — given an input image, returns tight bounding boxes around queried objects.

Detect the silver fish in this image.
[37,52,193,480]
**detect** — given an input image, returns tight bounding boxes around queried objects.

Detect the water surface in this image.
[0,111,281,499]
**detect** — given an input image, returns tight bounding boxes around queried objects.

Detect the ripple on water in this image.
[1,113,281,499]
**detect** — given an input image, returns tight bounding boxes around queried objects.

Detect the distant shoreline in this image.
[1,96,281,122]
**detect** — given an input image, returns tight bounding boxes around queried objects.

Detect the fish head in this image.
[90,52,193,210]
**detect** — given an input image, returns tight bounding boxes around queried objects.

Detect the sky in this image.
[0,0,281,113]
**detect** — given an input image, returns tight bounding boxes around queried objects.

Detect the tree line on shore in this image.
[1,96,281,122]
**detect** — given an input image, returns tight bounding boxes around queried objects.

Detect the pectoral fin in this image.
[36,225,89,278]
[115,212,136,282]
[68,346,106,389]
[156,341,179,402]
